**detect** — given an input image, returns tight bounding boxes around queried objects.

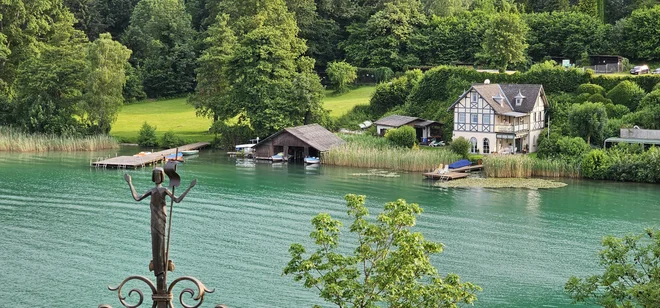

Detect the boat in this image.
[271,152,285,162]
[165,152,184,162]
[304,156,320,164]
[229,143,256,158]
[180,150,199,156]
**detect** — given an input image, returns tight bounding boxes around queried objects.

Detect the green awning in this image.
[604,137,660,146]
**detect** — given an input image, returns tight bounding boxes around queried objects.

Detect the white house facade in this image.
[447,83,548,154]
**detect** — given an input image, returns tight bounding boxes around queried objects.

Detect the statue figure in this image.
[124,168,196,290]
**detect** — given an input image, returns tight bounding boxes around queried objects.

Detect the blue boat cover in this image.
[448,159,471,169]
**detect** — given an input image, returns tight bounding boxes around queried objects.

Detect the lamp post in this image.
[100,160,219,308]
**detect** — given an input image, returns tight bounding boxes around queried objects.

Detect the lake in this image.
[1,148,659,307]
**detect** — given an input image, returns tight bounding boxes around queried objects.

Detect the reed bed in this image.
[483,155,580,178]
[323,142,461,172]
[0,127,119,152]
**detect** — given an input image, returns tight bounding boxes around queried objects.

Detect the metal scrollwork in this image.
[168,276,215,308]
[107,275,157,308]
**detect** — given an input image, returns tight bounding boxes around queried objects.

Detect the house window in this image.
[515,98,522,105]
[483,114,490,125]
[471,114,478,123]
[458,113,466,123]
[483,138,490,154]
[471,92,478,103]
[470,137,478,153]
[533,113,536,122]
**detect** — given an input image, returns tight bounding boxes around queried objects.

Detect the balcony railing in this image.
[495,123,528,133]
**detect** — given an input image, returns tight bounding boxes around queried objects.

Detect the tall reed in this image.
[323,140,461,172]
[0,127,119,152]
[483,155,580,178]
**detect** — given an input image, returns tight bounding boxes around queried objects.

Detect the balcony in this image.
[495,123,528,133]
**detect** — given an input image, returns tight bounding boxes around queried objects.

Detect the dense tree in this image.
[528,0,569,12]
[478,10,528,72]
[566,228,660,307]
[326,61,357,93]
[343,0,427,70]
[606,80,645,111]
[121,0,197,97]
[82,33,132,134]
[421,0,472,16]
[188,14,237,122]
[284,194,481,308]
[568,101,608,145]
[615,6,660,61]
[420,11,490,65]
[224,0,325,136]
[370,69,423,115]
[525,12,609,62]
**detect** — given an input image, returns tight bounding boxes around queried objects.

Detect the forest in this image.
[1,0,660,137]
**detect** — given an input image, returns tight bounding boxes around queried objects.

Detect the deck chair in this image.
[436,164,449,174]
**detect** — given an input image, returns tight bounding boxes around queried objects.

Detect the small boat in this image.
[165,152,184,162]
[304,156,320,164]
[180,150,199,156]
[271,152,285,162]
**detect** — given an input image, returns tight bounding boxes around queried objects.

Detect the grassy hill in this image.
[111,85,376,143]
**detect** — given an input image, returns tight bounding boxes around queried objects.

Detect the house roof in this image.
[448,84,546,115]
[374,115,420,127]
[255,124,345,152]
[414,120,441,127]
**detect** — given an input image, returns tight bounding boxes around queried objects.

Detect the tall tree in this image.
[478,10,529,72]
[188,14,237,122]
[223,0,325,136]
[343,0,427,70]
[284,194,481,308]
[82,33,132,134]
[568,101,608,145]
[614,5,660,61]
[121,0,197,97]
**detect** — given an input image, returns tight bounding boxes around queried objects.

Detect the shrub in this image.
[638,90,660,109]
[522,61,591,93]
[373,66,394,83]
[586,93,612,104]
[210,121,254,150]
[137,122,158,147]
[160,130,185,148]
[581,149,611,179]
[577,83,605,95]
[654,82,660,91]
[539,135,590,161]
[449,136,470,158]
[604,103,630,119]
[606,80,646,111]
[385,126,416,148]
[369,70,422,116]
[326,61,357,93]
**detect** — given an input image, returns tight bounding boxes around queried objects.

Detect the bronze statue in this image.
[124,168,196,291]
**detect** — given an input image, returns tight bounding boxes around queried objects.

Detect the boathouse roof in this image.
[256,124,344,152]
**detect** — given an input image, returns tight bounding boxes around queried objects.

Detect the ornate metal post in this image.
[100,161,217,308]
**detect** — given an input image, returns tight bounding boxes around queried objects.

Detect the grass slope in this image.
[111,86,376,142]
[111,97,213,143]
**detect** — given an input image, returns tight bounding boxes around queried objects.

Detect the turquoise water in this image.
[1,148,659,307]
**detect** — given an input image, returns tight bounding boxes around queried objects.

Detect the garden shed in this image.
[374,115,442,144]
[253,124,344,161]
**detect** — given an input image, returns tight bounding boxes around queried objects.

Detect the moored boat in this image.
[165,152,184,162]
[271,152,285,162]
[304,156,320,164]
[180,150,199,156]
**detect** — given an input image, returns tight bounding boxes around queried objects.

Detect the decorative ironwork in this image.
[100,157,220,308]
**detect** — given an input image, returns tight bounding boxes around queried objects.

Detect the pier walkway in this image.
[423,164,483,180]
[91,142,209,169]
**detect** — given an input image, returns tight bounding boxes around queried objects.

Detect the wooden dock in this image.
[91,142,209,169]
[423,164,483,180]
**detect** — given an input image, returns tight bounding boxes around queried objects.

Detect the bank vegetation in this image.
[0,127,119,152]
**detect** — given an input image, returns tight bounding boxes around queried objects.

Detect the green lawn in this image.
[323,85,376,117]
[111,85,376,143]
[111,97,213,143]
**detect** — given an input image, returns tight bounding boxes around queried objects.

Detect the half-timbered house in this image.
[447,82,548,154]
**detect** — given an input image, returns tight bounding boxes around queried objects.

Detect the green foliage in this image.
[580,149,610,179]
[369,69,422,116]
[137,121,157,147]
[373,67,394,83]
[326,61,357,93]
[450,136,470,158]
[189,13,237,121]
[591,75,660,93]
[577,83,605,95]
[160,130,184,148]
[622,104,660,129]
[343,1,427,70]
[568,102,607,145]
[421,11,490,65]
[616,6,660,61]
[654,82,660,92]
[638,90,660,109]
[121,0,197,97]
[538,135,590,161]
[523,61,591,93]
[209,121,254,150]
[122,62,146,103]
[385,125,416,148]
[525,12,608,62]
[586,93,612,105]
[284,194,481,308]
[606,80,645,111]
[82,33,132,134]
[603,103,629,119]
[566,228,660,306]
[478,11,528,72]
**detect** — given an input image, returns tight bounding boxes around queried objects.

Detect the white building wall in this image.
[452,131,498,154]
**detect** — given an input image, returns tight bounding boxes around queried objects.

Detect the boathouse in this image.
[253,124,344,161]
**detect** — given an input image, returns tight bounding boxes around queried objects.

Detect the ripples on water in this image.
[1,149,659,307]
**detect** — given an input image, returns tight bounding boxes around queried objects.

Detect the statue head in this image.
[152,167,165,184]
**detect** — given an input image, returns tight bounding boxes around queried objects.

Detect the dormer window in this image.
[514,90,525,106]
[493,93,504,106]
